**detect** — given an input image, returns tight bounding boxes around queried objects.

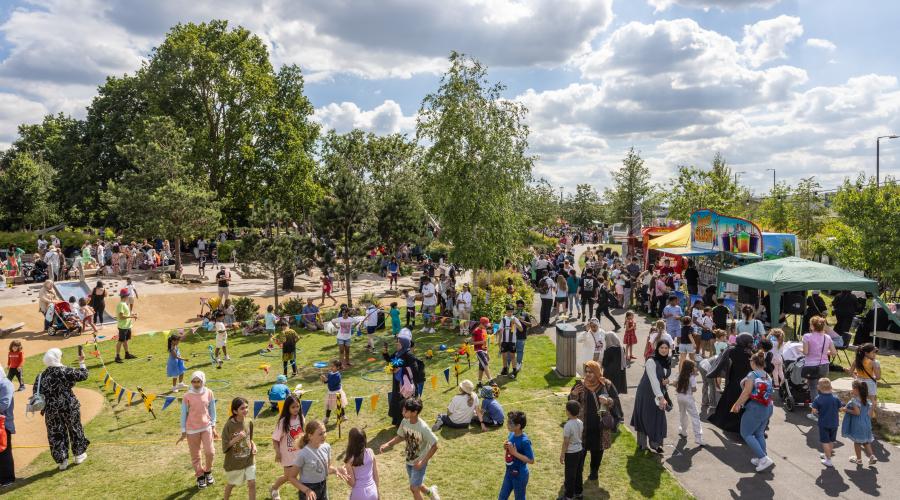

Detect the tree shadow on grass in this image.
[3,467,63,494]
[160,486,201,500]
[626,449,664,497]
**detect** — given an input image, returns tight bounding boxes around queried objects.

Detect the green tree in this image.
[755,182,794,232]
[523,179,561,228]
[104,117,220,271]
[377,186,426,254]
[563,183,604,227]
[791,176,824,240]
[0,152,58,230]
[823,176,900,288]
[667,153,750,221]
[416,52,534,271]
[605,147,658,235]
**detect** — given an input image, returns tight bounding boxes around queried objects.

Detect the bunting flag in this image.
[301,400,313,417]
[370,394,380,411]
[354,397,363,415]
[91,350,100,358]
[104,378,112,390]
[253,400,265,418]
[443,368,450,384]
[117,387,125,404]
[111,381,117,393]
[127,391,134,405]
[454,364,461,376]
[103,372,109,384]
[143,393,157,412]
[162,396,177,411]
[277,400,285,414]
[431,374,438,390]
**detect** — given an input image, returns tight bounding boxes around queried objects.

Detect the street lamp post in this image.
[877,135,899,187]
[734,171,747,185]
[766,168,776,191]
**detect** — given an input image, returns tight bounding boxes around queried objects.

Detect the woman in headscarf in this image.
[33,348,90,470]
[381,329,421,426]
[631,339,672,453]
[602,330,628,394]
[568,361,622,480]
[708,333,755,433]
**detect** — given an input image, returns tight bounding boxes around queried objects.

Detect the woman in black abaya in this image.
[708,333,754,433]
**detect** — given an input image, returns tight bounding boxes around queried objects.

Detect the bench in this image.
[873,330,900,351]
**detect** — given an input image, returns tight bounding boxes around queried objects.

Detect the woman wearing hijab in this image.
[381,328,420,426]
[602,330,628,394]
[568,361,622,480]
[708,333,755,433]
[631,339,672,453]
[33,348,90,470]
[177,370,218,488]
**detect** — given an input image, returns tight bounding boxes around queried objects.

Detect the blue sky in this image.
[1,0,899,193]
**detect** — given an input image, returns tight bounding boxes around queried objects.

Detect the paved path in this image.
[534,244,899,499]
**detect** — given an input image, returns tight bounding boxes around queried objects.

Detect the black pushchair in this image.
[780,356,812,412]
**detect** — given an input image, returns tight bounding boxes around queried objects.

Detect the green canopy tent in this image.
[717,257,891,336]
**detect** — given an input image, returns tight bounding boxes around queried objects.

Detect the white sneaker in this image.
[59,459,69,471]
[270,486,282,500]
[806,413,818,422]
[224,355,231,361]
[428,485,441,500]
[178,382,189,389]
[172,386,179,393]
[750,457,760,466]
[74,452,87,464]
[755,456,774,472]
[821,458,833,467]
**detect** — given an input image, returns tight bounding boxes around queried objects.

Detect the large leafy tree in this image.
[144,20,318,223]
[0,152,58,230]
[104,117,220,271]
[667,153,750,221]
[523,179,561,229]
[755,182,795,232]
[605,147,658,235]
[417,52,534,271]
[791,176,824,240]
[563,183,604,227]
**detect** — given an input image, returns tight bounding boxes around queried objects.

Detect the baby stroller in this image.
[47,301,83,338]
[780,356,812,412]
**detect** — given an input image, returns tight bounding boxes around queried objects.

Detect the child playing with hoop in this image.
[321,359,348,426]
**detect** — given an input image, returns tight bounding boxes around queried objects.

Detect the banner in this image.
[117,387,125,404]
[127,391,134,405]
[277,400,285,414]
[143,393,157,412]
[690,209,762,256]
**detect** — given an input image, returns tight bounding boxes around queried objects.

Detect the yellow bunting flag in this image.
[104,378,112,390]
[370,394,380,411]
[431,374,438,391]
[99,369,108,382]
[143,393,157,412]
[127,391,134,405]
[115,386,123,400]
[277,400,285,414]
[467,345,475,356]
[454,364,460,376]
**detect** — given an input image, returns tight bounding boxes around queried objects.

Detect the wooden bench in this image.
[873,330,900,350]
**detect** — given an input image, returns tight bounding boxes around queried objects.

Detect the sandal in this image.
[849,456,861,465]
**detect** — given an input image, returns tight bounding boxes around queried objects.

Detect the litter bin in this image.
[555,322,578,377]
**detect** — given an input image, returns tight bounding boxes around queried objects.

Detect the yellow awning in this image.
[647,223,691,249]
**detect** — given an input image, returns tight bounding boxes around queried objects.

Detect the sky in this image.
[1,0,900,194]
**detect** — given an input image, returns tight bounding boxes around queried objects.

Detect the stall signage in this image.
[690,209,763,255]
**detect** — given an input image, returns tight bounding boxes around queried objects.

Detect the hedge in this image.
[0,230,95,255]
[470,269,534,321]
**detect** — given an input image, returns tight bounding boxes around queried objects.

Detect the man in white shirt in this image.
[44,247,60,281]
[457,284,473,335]
[37,236,48,252]
[538,270,556,327]
[421,276,437,333]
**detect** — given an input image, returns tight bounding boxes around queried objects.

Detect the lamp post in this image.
[877,135,899,187]
[766,168,776,191]
[734,170,747,185]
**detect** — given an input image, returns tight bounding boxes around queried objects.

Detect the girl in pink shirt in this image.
[269,395,304,500]
[177,371,218,489]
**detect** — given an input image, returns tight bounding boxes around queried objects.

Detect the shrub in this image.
[523,230,559,253]
[425,240,452,262]
[277,296,306,317]
[216,240,238,262]
[359,291,379,306]
[0,230,94,255]
[399,262,415,276]
[470,269,533,321]
[232,296,259,322]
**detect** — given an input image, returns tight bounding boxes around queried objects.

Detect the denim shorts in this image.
[406,462,428,486]
[679,343,695,354]
[337,338,351,347]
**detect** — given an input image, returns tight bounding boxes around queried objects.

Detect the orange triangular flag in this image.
[370,394,380,411]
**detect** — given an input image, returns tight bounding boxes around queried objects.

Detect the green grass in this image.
[9,323,691,500]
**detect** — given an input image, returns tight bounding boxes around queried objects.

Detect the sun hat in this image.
[459,379,475,394]
[276,374,287,384]
[119,288,129,297]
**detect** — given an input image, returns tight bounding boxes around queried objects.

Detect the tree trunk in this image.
[273,272,279,311]
[344,238,353,308]
[175,237,183,277]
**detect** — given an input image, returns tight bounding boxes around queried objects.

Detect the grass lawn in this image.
[8,322,691,500]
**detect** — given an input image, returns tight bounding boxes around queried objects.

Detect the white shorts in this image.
[225,464,256,485]
[216,332,228,348]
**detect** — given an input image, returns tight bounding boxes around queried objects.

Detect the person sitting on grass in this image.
[301,298,322,331]
[431,379,488,432]
[480,385,505,427]
[268,375,291,412]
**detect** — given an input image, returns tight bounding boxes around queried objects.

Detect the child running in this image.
[289,420,343,499]
[321,359,348,426]
[340,427,381,500]
[499,410,535,500]
[675,359,703,446]
[842,380,877,466]
[379,398,441,500]
[6,340,25,391]
[222,397,256,500]
[177,371,218,489]
[270,395,304,500]
[167,333,188,392]
[471,317,495,388]
[214,312,230,363]
[623,311,637,361]
[277,320,298,377]
[78,298,98,334]
[811,379,843,467]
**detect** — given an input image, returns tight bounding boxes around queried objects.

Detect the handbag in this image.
[26,371,45,416]
[399,367,415,398]
[591,390,616,430]
[801,335,828,379]
[0,415,6,452]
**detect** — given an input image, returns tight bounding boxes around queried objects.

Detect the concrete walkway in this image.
[534,244,899,500]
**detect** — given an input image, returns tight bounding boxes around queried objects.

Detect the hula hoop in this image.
[257,349,280,357]
[360,369,393,383]
[205,379,231,389]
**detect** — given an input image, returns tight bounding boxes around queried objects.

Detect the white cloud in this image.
[648,0,782,12]
[313,100,416,136]
[806,38,837,51]
[0,92,48,148]
[740,15,803,68]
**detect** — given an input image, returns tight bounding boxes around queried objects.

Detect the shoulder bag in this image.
[801,335,828,379]
[26,371,46,416]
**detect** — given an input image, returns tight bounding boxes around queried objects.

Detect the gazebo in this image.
[716,257,888,334]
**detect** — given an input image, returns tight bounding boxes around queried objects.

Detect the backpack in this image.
[26,371,46,415]
[538,278,550,295]
[748,372,773,406]
[399,367,415,398]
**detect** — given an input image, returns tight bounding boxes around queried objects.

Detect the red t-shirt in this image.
[472,327,487,352]
[7,351,23,369]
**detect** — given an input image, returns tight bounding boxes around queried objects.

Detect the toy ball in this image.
[439,344,447,351]
[426,349,434,359]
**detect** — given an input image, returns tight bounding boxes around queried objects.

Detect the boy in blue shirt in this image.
[264,304,277,334]
[267,374,290,412]
[811,378,843,467]
[499,410,534,500]
[389,302,402,336]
